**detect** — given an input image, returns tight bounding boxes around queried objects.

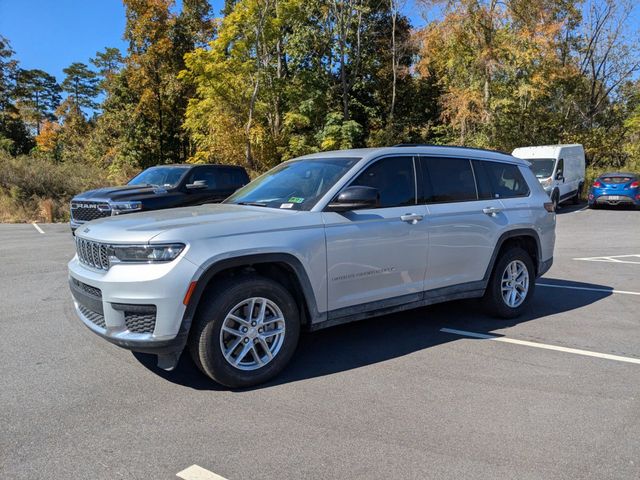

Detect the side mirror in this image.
[186,180,208,190]
[555,171,563,181]
[327,186,380,212]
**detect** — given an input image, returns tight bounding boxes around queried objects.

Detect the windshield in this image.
[225,157,359,210]
[527,158,556,178]
[128,166,190,188]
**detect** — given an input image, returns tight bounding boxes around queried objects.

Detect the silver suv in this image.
[68,146,556,387]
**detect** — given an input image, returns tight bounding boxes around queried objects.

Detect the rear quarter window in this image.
[474,161,529,199]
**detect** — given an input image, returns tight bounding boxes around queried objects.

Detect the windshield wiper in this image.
[236,201,268,207]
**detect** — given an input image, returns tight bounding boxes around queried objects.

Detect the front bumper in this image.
[70,219,85,233]
[68,254,202,357]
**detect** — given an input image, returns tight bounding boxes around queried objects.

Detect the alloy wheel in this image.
[500,260,529,308]
[219,297,286,371]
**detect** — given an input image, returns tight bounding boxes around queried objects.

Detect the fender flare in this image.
[180,253,324,338]
[482,228,543,283]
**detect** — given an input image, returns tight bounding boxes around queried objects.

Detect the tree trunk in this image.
[389,0,397,123]
[245,77,259,170]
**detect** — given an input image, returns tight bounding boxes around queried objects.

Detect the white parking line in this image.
[536,282,640,296]
[440,328,640,365]
[31,222,44,234]
[574,254,640,265]
[177,465,229,480]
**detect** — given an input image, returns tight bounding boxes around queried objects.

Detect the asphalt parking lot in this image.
[1,204,639,480]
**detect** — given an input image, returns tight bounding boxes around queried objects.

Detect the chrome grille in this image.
[75,237,110,270]
[125,311,157,334]
[70,201,111,222]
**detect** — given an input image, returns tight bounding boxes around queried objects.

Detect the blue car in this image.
[588,172,639,208]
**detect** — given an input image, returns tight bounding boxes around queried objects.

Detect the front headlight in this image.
[110,201,142,214]
[109,243,185,263]
[540,177,553,188]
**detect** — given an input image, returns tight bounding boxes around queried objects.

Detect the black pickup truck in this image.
[70,164,249,233]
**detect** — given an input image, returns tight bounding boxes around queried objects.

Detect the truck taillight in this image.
[630,181,639,189]
[593,180,602,188]
[543,201,555,212]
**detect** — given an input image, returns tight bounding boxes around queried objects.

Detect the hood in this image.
[73,185,171,202]
[75,203,308,244]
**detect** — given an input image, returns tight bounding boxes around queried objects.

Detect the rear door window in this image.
[420,157,478,203]
[218,168,248,188]
[474,161,529,199]
[351,156,416,208]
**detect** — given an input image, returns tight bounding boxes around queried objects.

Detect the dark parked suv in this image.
[70,164,249,232]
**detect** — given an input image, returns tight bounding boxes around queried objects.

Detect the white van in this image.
[512,144,585,208]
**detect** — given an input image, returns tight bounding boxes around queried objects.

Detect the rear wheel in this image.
[551,190,560,211]
[483,247,535,319]
[189,275,300,388]
[571,184,583,204]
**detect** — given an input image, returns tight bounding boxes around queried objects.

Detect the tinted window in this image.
[476,161,529,198]
[602,176,634,184]
[556,158,564,176]
[351,156,416,208]
[472,161,494,200]
[212,168,246,189]
[188,167,219,189]
[421,157,477,203]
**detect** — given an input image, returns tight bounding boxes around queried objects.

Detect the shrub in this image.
[0,153,114,222]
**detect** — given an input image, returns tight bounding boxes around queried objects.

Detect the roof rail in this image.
[392,144,511,155]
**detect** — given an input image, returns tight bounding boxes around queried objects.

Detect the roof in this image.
[148,163,245,169]
[298,145,527,165]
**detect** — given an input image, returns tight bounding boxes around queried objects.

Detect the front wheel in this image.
[483,247,536,319]
[189,275,300,388]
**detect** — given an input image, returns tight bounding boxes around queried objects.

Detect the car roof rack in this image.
[392,144,511,155]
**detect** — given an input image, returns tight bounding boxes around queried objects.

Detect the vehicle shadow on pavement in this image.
[557,201,638,214]
[555,202,588,214]
[133,278,613,391]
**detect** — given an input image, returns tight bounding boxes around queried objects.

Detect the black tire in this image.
[571,184,582,204]
[189,274,300,388]
[482,247,536,319]
[551,190,560,211]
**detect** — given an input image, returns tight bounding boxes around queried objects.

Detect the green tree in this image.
[0,36,33,154]
[15,69,62,134]
[115,0,213,167]
[61,62,99,111]
[91,47,124,93]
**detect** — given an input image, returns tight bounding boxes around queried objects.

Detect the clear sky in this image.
[0,0,423,84]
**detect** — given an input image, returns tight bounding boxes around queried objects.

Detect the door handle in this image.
[482,206,501,216]
[400,213,424,224]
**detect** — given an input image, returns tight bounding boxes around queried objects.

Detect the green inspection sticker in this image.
[288,197,304,204]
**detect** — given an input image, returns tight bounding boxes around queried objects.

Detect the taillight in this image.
[543,201,555,212]
[630,181,639,189]
[593,180,602,188]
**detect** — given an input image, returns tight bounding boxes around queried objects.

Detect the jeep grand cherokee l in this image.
[69,164,249,233]
[68,146,555,388]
